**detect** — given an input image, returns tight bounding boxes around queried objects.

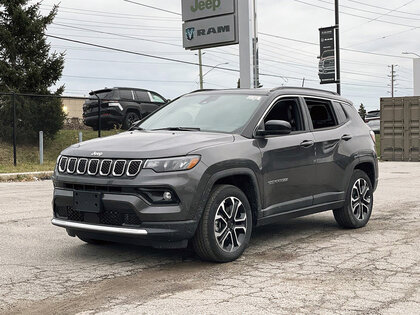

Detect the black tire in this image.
[333,169,373,229]
[77,235,107,245]
[192,185,252,263]
[122,111,140,130]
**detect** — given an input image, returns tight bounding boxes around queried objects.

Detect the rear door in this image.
[303,98,353,205]
[134,90,159,117]
[258,97,316,216]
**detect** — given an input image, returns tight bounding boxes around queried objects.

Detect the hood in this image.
[61,130,234,159]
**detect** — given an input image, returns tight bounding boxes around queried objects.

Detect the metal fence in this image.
[0,92,109,169]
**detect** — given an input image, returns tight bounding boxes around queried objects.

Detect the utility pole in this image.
[335,0,341,95]
[388,65,398,97]
[198,49,203,90]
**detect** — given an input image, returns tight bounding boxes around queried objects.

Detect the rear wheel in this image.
[333,169,373,228]
[123,111,140,129]
[192,185,252,262]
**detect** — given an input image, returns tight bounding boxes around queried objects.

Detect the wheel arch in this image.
[194,167,262,226]
[354,161,376,188]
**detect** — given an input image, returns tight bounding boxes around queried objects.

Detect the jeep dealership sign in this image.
[182,0,238,50]
[182,0,235,21]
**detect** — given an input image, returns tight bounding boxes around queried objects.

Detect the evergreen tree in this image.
[358,103,367,121]
[0,0,65,143]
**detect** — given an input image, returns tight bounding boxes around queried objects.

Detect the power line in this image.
[122,0,182,16]
[259,32,413,59]
[316,0,420,21]
[46,34,302,82]
[52,23,181,47]
[293,0,420,29]
[40,4,180,19]
[347,0,420,17]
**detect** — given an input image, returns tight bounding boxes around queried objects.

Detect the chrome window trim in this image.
[58,156,68,173]
[88,159,100,176]
[112,160,126,177]
[99,159,113,176]
[66,157,77,174]
[126,160,143,177]
[76,158,88,175]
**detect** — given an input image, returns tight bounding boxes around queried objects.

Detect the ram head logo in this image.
[186,27,195,41]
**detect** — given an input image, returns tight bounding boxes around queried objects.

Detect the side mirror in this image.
[256,120,292,137]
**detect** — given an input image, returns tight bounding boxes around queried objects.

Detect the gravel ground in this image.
[0,162,419,314]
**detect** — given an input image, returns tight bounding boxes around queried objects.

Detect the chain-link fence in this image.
[0,92,120,173]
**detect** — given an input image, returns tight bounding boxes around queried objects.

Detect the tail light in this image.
[370,130,376,144]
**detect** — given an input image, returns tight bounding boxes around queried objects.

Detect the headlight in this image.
[143,156,200,173]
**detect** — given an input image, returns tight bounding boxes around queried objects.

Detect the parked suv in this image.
[83,87,167,130]
[365,110,380,134]
[53,87,378,262]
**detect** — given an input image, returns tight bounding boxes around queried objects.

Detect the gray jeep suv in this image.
[52,87,378,262]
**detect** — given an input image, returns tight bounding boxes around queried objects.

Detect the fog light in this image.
[163,191,172,201]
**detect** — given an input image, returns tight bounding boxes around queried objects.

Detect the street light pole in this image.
[402,52,420,96]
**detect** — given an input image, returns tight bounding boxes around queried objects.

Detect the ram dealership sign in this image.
[182,0,238,50]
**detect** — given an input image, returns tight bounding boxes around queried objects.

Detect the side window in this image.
[119,89,134,100]
[305,98,338,130]
[150,92,166,104]
[332,101,348,124]
[264,98,304,132]
[134,91,150,102]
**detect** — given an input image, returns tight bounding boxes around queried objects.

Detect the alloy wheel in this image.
[214,197,247,252]
[351,178,371,221]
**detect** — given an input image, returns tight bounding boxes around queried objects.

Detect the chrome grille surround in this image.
[77,158,88,174]
[67,158,77,174]
[112,160,127,177]
[58,156,68,173]
[127,160,142,177]
[100,159,113,176]
[57,157,142,178]
[88,159,100,175]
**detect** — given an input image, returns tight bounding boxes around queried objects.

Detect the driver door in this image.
[258,97,316,217]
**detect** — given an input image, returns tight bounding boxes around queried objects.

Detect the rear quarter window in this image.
[119,89,134,100]
[135,91,150,102]
[333,102,348,124]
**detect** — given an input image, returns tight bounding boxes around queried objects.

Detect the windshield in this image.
[138,93,265,133]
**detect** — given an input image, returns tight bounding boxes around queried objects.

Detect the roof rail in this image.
[189,89,217,93]
[270,86,339,96]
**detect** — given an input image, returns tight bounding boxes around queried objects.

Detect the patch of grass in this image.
[0,129,120,173]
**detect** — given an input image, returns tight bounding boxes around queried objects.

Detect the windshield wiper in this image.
[151,127,201,131]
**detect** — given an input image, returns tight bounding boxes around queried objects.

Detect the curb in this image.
[0,171,53,182]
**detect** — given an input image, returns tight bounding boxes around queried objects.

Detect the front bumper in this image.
[52,162,208,248]
[51,217,197,248]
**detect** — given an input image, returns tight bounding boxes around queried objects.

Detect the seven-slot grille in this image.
[58,156,142,177]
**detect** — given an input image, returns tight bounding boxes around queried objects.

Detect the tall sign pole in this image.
[335,0,341,95]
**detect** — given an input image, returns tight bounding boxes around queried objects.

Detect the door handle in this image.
[341,134,353,141]
[300,140,314,148]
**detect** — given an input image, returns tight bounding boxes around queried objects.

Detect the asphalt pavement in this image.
[0,162,419,314]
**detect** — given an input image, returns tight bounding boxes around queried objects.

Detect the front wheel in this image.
[192,185,252,262]
[333,169,373,228]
